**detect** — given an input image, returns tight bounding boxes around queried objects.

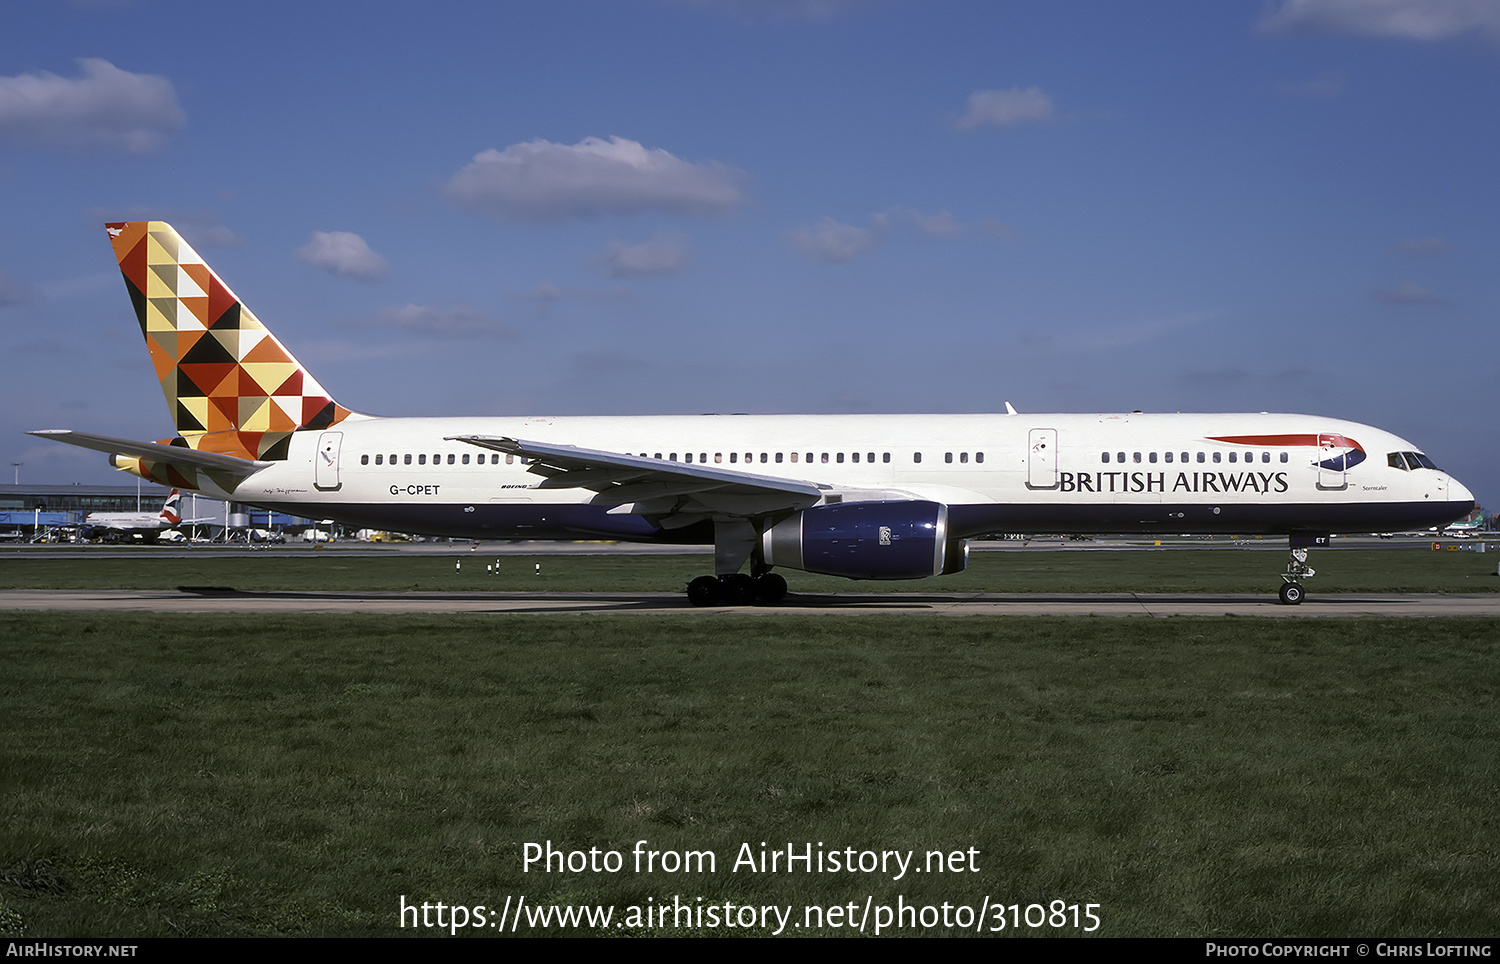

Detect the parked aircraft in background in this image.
[1438,506,1486,537]
[33,222,1476,604]
[81,488,185,542]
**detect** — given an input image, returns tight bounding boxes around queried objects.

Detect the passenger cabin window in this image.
[362,454,370,465]
[914,452,922,463]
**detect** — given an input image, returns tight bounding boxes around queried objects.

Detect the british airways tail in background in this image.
[32,222,1475,605]
[80,488,184,542]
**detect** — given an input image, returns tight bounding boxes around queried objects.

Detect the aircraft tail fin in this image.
[104,221,353,461]
[159,488,182,525]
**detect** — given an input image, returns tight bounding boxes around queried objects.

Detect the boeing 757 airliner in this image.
[32,222,1475,605]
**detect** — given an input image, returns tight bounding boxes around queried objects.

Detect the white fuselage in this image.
[195,411,1473,542]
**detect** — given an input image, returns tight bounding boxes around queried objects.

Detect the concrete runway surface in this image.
[2,588,1497,616]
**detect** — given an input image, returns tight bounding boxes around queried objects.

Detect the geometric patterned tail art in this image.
[105,221,353,463]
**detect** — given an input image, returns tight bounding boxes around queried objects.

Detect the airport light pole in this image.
[11,462,19,485]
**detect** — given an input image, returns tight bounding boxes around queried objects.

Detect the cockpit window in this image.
[1391,451,1439,471]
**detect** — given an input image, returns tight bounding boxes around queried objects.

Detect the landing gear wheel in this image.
[755,572,788,604]
[1279,582,1304,606]
[687,575,722,607]
[723,573,757,605]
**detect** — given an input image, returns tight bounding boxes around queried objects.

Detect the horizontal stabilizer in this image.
[29,429,270,479]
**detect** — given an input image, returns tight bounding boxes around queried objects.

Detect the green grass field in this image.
[3,612,1497,937]
[0,545,1496,594]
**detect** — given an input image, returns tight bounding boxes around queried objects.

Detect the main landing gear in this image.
[686,518,790,606]
[1278,545,1317,605]
[687,571,788,607]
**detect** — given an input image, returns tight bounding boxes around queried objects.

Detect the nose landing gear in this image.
[1278,541,1321,605]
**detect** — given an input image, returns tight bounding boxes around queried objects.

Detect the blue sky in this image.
[2,0,1496,511]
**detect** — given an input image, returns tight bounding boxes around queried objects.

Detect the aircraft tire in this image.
[723,573,757,605]
[755,572,788,604]
[687,575,722,607]
[1278,582,1304,605]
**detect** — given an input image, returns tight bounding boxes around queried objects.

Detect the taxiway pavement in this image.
[2,589,1496,616]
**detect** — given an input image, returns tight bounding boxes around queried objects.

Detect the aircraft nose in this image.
[1448,475,1475,507]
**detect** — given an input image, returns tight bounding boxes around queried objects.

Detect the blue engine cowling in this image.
[760,500,968,580]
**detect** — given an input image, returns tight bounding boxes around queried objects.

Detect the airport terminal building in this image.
[0,483,313,541]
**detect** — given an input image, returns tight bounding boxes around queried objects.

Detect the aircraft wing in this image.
[29,430,270,481]
[448,434,825,526]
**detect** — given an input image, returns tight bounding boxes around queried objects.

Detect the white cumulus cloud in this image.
[956,87,1055,130]
[787,208,1006,263]
[886,207,966,238]
[365,304,510,337]
[786,217,884,263]
[596,237,688,278]
[1375,282,1446,305]
[444,136,745,221]
[0,59,184,153]
[1394,236,1453,256]
[1278,72,1348,99]
[1260,0,1500,40]
[676,0,875,21]
[297,231,390,281]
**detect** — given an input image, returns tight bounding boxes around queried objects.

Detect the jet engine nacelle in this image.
[760,500,968,579]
